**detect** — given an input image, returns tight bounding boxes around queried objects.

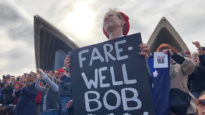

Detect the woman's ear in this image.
[120,20,125,27]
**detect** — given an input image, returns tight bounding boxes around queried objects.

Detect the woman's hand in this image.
[66,100,73,109]
[64,55,71,70]
[37,68,44,79]
[193,41,205,55]
[162,49,174,56]
[139,43,150,60]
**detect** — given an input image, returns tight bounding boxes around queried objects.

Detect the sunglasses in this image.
[198,99,205,106]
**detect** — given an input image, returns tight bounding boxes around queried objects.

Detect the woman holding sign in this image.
[64,9,151,111]
[65,9,150,73]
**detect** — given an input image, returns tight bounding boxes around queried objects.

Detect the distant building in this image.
[34,16,189,70]
[148,17,189,53]
[34,15,78,70]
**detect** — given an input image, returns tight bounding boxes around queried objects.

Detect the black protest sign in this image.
[70,33,155,115]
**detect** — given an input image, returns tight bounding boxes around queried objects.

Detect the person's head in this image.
[14,81,22,90]
[26,73,36,85]
[184,51,192,58]
[197,91,205,115]
[156,43,178,53]
[54,71,59,78]
[48,70,54,77]
[30,71,37,76]
[192,52,200,65]
[19,75,25,84]
[57,68,65,78]
[103,9,129,39]
[11,77,16,83]
[4,75,11,85]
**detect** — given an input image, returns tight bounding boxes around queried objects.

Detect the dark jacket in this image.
[15,83,38,115]
[14,90,21,105]
[58,75,72,97]
[188,55,205,92]
[1,85,14,105]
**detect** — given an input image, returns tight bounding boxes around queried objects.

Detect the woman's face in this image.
[14,84,21,90]
[48,71,53,76]
[103,12,124,34]
[197,94,205,115]
[6,78,11,84]
[192,53,199,65]
[58,72,64,78]
[26,74,36,84]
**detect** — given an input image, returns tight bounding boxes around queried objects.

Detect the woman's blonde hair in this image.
[104,9,124,20]
[104,9,126,33]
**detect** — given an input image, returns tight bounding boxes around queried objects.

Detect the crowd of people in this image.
[0,68,72,115]
[154,41,205,115]
[0,9,205,115]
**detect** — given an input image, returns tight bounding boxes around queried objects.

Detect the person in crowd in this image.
[1,75,14,106]
[30,71,43,115]
[35,88,42,115]
[57,68,72,115]
[15,76,20,82]
[156,43,196,115]
[15,73,38,115]
[35,68,59,115]
[11,77,16,86]
[64,9,150,110]
[192,52,200,66]
[54,71,59,79]
[184,51,192,58]
[64,9,149,69]
[0,80,4,104]
[19,75,26,89]
[197,91,205,115]
[13,81,23,105]
[188,41,205,98]
[47,70,54,78]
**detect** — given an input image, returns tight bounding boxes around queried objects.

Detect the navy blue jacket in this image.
[15,83,38,115]
[58,76,72,97]
[188,55,205,92]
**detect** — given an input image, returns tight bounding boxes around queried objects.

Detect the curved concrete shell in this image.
[34,15,78,70]
[147,17,189,53]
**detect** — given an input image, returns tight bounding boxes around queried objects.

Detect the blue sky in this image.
[0,0,205,76]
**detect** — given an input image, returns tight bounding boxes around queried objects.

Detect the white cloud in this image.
[59,1,96,46]
[0,0,205,76]
[0,29,35,76]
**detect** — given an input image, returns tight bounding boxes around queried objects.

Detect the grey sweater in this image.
[35,72,59,111]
